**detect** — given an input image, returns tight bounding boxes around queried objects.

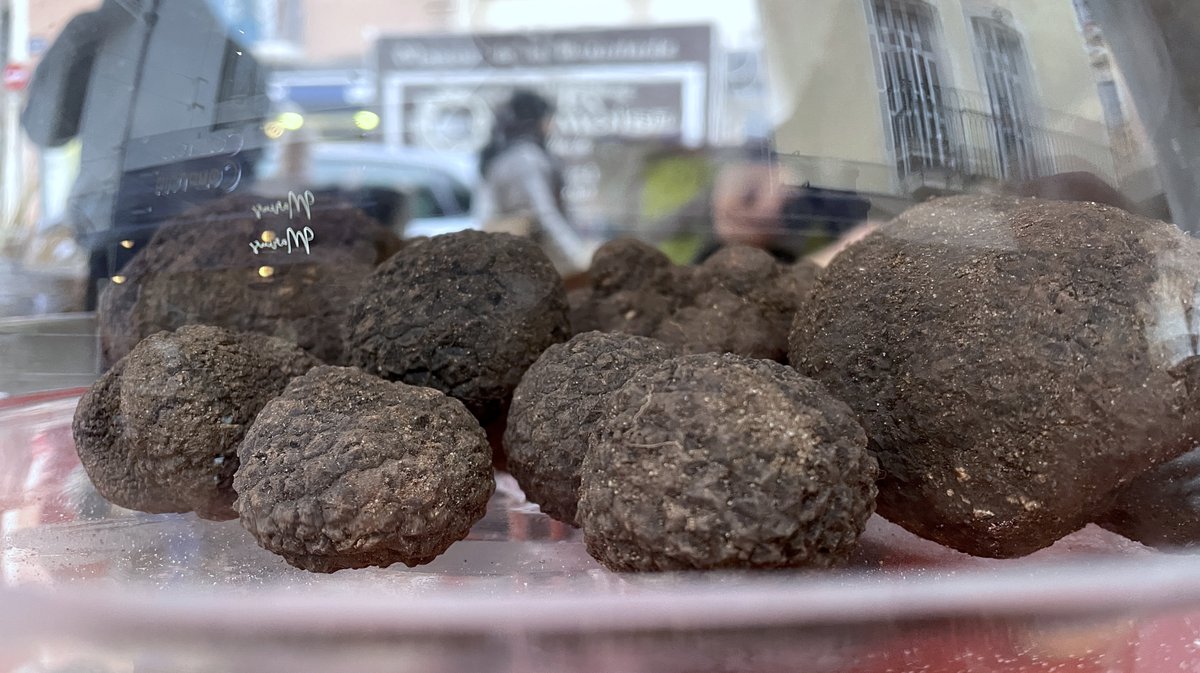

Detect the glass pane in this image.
[3,2,1200,670]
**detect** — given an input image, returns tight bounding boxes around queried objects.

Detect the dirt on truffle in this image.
[504,331,677,525]
[578,352,878,572]
[72,325,319,521]
[789,195,1200,558]
[234,366,495,573]
[99,193,400,367]
[571,238,817,361]
[346,231,570,424]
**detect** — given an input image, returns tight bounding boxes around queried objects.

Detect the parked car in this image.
[302,142,480,238]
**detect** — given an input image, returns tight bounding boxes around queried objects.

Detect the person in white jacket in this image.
[475,90,595,274]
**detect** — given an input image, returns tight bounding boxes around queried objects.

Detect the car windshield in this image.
[309,159,467,218]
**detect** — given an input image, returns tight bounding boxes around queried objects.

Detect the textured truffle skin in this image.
[789,195,1200,558]
[346,231,570,423]
[569,238,685,337]
[578,353,878,572]
[653,248,818,361]
[695,244,781,296]
[504,332,677,524]
[99,194,400,367]
[654,288,782,361]
[72,325,318,520]
[234,366,494,573]
[571,239,816,361]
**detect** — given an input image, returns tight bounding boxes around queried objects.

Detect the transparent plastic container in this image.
[0,314,98,400]
[3,386,1200,672]
[3,1,1200,671]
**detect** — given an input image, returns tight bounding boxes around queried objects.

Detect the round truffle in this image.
[789,195,1200,557]
[234,366,494,572]
[99,193,400,367]
[346,231,570,423]
[578,353,878,571]
[569,238,688,337]
[695,245,781,296]
[590,237,679,294]
[504,332,677,524]
[72,325,319,520]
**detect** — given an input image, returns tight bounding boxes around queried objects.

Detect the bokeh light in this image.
[278,112,305,131]
[354,110,381,131]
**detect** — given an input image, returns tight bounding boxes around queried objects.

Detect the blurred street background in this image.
[0,0,1186,319]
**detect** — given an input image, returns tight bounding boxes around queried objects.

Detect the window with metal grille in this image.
[972,17,1048,181]
[870,0,955,179]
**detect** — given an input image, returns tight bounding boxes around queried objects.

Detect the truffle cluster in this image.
[81,227,579,573]
[578,353,878,571]
[73,325,319,520]
[73,193,1200,576]
[570,239,817,360]
[234,366,494,572]
[99,193,400,367]
[790,195,1200,557]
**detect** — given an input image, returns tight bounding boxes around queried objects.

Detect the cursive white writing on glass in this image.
[251,190,316,222]
[249,227,315,255]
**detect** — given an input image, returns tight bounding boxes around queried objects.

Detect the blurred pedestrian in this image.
[476,89,593,273]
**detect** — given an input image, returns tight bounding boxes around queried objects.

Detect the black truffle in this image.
[789,195,1200,558]
[233,366,494,572]
[346,231,570,423]
[578,353,877,571]
[72,325,319,520]
[568,238,686,337]
[504,331,677,524]
[695,244,782,296]
[99,193,400,367]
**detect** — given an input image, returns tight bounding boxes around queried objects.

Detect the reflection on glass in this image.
[5,0,1183,293]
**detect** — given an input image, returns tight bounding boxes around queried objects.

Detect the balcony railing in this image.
[887,83,1116,191]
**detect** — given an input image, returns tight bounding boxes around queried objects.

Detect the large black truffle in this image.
[99,193,400,367]
[789,195,1200,558]
[72,325,318,520]
[578,353,877,571]
[346,231,570,423]
[504,331,677,524]
[234,366,494,572]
